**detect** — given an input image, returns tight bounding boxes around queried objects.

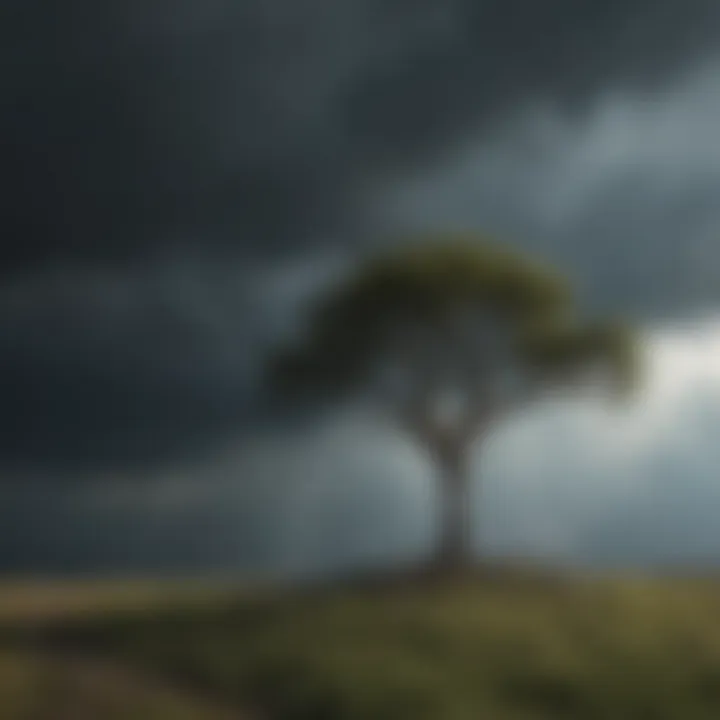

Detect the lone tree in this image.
[265,237,638,572]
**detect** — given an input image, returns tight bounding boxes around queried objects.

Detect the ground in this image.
[3,565,720,718]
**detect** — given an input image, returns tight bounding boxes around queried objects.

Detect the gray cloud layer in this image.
[5,0,717,274]
[4,0,720,475]
[384,60,720,319]
[9,328,720,575]
[5,0,720,573]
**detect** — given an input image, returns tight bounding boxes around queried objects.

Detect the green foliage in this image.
[348,238,571,323]
[267,238,568,397]
[520,318,640,400]
[266,236,638,409]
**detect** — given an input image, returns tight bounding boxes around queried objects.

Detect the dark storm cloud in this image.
[4,0,720,275]
[3,0,720,475]
[0,260,279,476]
[384,59,720,320]
[0,481,277,575]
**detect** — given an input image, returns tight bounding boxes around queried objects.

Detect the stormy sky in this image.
[4,0,720,574]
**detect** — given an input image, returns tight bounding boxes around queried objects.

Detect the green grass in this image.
[0,579,247,719]
[6,568,720,718]
[0,648,240,720]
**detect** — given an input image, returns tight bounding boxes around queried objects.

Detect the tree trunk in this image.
[434,442,472,572]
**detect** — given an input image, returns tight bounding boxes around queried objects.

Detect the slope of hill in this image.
[4,567,720,719]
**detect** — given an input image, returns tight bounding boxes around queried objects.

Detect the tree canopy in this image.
[266,237,638,413]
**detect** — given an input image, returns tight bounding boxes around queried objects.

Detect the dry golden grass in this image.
[0,577,247,625]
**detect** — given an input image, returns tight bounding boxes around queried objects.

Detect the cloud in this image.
[8,320,720,573]
[6,0,720,572]
[383,58,720,319]
[3,0,719,277]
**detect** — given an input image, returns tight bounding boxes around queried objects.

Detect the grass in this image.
[0,577,248,625]
[5,566,720,718]
[0,578,248,719]
[0,649,240,719]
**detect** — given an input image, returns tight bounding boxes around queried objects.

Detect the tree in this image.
[264,237,638,572]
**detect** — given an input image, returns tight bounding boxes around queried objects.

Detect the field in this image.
[4,567,720,718]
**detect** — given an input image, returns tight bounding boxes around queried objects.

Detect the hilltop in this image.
[3,565,720,718]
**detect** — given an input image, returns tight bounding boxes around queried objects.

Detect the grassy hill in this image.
[4,566,720,718]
